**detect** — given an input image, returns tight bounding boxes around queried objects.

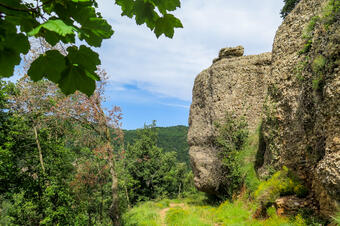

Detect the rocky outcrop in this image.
[188,0,339,218]
[258,0,339,217]
[188,47,271,194]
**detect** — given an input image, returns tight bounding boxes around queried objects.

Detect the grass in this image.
[122,195,308,226]
[122,129,324,226]
[122,201,164,226]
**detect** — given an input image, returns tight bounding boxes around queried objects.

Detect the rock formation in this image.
[188,0,339,217]
[258,0,339,217]
[188,47,271,194]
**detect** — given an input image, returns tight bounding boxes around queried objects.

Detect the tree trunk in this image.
[108,155,120,226]
[124,183,131,209]
[33,125,46,174]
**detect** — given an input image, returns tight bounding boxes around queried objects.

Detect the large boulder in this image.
[258,0,340,217]
[188,47,271,194]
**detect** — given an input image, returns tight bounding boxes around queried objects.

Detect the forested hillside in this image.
[124,125,190,165]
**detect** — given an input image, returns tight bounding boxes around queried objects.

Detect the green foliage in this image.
[166,207,210,226]
[294,0,340,96]
[0,0,182,96]
[312,55,326,73]
[119,122,193,206]
[321,0,340,29]
[214,112,249,197]
[254,166,308,206]
[238,132,261,193]
[122,201,163,226]
[331,211,340,225]
[116,0,183,38]
[280,0,301,18]
[123,197,309,226]
[302,16,319,40]
[124,125,190,165]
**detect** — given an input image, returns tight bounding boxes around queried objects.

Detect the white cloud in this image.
[96,0,284,101]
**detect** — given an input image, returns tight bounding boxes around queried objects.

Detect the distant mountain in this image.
[124,125,190,165]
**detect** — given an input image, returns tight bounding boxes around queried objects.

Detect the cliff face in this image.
[188,47,271,194]
[259,0,339,216]
[188,0,339,216]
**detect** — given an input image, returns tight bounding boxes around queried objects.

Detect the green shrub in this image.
[214,112,249,197]
[254,166,308,205]
[238,131,261,193]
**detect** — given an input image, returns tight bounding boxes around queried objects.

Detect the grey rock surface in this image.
[259,0,339,217]
[188,48,271,194]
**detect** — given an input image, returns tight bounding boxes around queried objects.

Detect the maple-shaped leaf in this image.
[154,14,183,38]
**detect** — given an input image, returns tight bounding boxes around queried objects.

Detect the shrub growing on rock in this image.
[254,166,308,206]
[214,113,249,198]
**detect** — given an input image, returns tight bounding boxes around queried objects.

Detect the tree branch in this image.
[0,2,33,13]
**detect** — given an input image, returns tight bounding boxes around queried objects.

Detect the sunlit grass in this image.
[122,196,309,226]
[122,201,163,226]
[121,130,319,226]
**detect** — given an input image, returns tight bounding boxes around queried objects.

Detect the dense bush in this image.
[214,113,249,198]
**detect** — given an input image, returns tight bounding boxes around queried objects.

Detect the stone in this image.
[188,49,271,194]
[188,0,339,219]
[258,0,340,218]
[213,46,244,63]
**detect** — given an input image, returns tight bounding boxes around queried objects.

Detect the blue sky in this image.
[97,0,284,129]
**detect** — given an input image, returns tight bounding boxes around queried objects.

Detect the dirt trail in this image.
[159,203,186,226]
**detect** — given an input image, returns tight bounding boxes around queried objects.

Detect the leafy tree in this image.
[0,80,77,224]
[124,125,190,165]
[0,0,183,96]
[281,0,301,18]
[119,121,188,205]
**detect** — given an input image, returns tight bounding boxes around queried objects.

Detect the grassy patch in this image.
[122,201,162,226]
[166,207,211,226]
[122,189,311,225]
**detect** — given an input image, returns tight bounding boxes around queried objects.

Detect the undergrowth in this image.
[122,129,319,226]
[254,166,308,207]
[123,194,309,226]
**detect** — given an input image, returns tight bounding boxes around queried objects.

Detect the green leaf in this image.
[52,45,101,96]
[154,14,183,38]
[0,22,29,78]
[133,0,158,27]
[72,7,114,47]
[78,18,114,47]
[58,66,96,96]
[66,45,100,77]
[5,33,30,55]
[0,48,20,77]
[28,50,66,82]
[28,19,76,37]
[153,0,181,14]
[72,0,91,2]
[116,0,135,18]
